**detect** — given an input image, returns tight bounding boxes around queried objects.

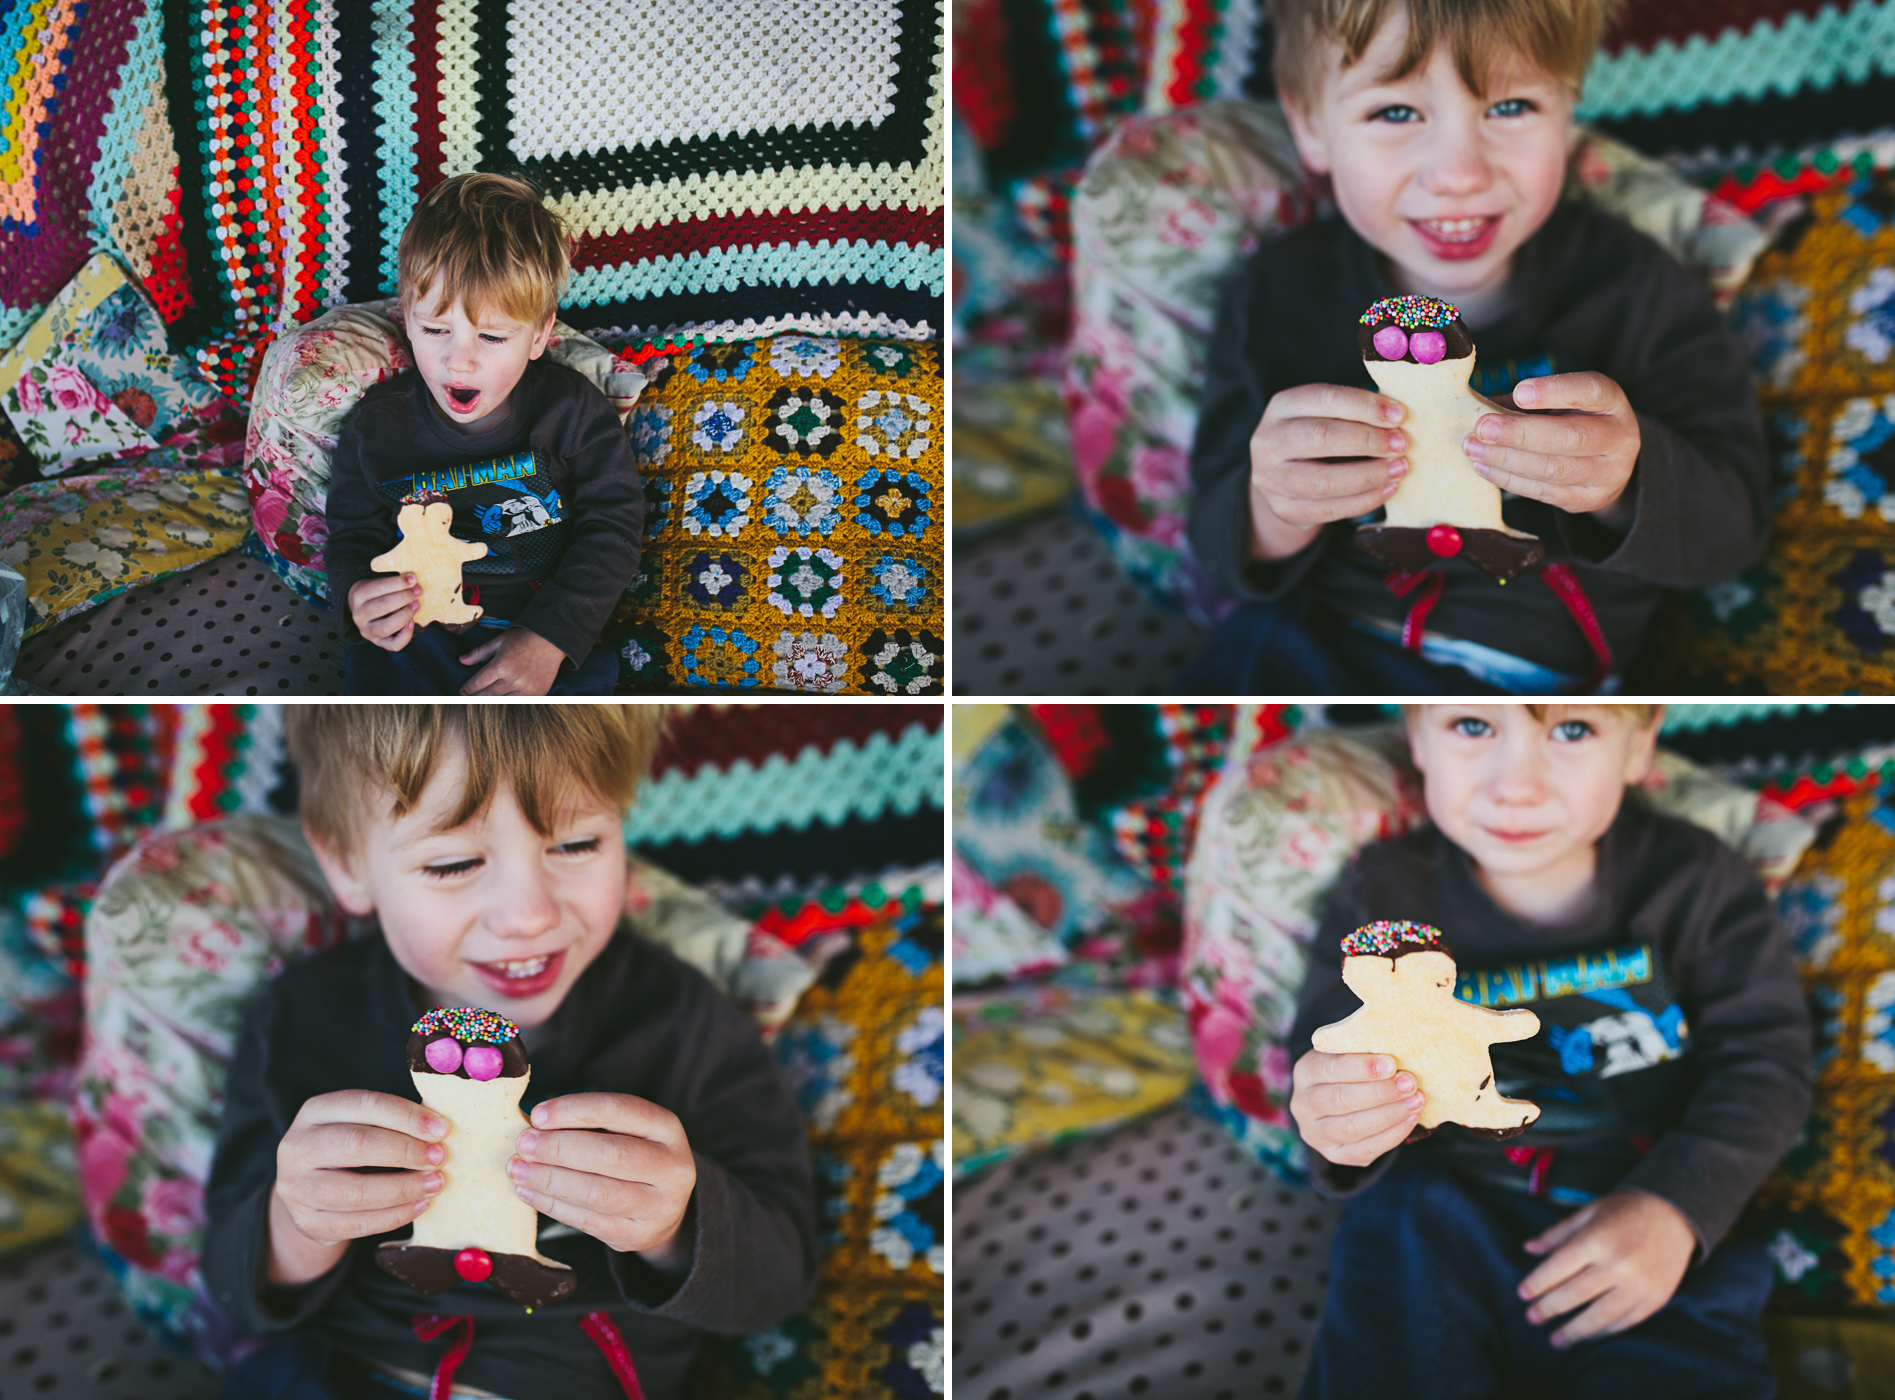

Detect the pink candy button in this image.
[1410,331,1447,365]
[424,1037,463,1074]
[1372,325,1408,361]
[464,1045,504,1081]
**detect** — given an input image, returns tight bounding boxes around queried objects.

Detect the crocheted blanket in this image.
[1,0,943,404]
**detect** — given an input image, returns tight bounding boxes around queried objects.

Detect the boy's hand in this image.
[1289,1049,1424,1168]
[349,574,421,652]
[457,626,566,696]
[1517,1190,1696,1348]
[272,1091,447,1255]
[1248,384,1409,560]
[1465,373,1640,524]
[509,1093,698,1271]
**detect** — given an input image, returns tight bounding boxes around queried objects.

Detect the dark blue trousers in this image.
[219,1333,426,1400]
[1175,597,1503,695]
[343,623,620,696]
[1300,1156,1776,1400]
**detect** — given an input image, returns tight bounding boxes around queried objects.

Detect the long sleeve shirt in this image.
[202,926,818,1400]
[1286,800,1811,1258]
[325,357,644,665]
[1188,202,1771,675]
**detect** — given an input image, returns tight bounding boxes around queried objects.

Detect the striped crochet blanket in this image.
[1,0,944,404]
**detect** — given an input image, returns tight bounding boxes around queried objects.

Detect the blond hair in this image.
[397,172,572,328]
[1267,0,1619,111]
[285,705,665,858]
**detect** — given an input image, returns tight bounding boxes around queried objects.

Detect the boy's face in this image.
[1283,5,1576,312]
[309,741,627,1028]
[1407,705,1659,914]
[403,291,556,433]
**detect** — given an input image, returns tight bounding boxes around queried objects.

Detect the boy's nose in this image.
[490,873,560,939]
[1419,125,1494,197]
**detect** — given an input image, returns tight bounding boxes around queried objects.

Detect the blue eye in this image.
[1370,104,1420,123]
[1488,98,1535,118]
[424,858,481,879]
[481,334,506,344]
[1550,720,1593,742]
[1450,716,1492,738]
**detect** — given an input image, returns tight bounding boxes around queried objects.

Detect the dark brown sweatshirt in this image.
[1286,799,1811,1258]
[202,927,818,1400]
[325,357,644,665]
[1188,202,1771,676]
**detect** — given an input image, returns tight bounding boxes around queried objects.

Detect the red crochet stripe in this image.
[1165,0,1220,108]
[1599,0,1827,56]
[649,705,943,780]
[186,707,248,824]
[572,204,941,269]
[290,0,324,326]
[147,179,194,322]
[411,0,446,197]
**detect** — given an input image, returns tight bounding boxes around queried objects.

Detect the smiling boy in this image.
[1182,0,1769,693]
[1285,705,1809,1398]
[203,706,817,1400]
[326,173,643,696]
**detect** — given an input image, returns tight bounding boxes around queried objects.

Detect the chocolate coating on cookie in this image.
[1357,295,1473,363]
[1340,920,1444,960]
[406,1006,528,1080]
[374,1242,576,1309]
[1354,523,1547,585]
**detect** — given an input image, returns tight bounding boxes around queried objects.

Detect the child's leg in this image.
[1175,598,1506,694]
[342,623,484,695]
[1297,1153,1547,1399]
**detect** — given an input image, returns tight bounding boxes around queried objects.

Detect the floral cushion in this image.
[610,336,945,695]
[71,814,838,1366]
[0,459,253,638]
[240,300,634,608]
[1065,104,1772,620]
[1181,713,1820,1183]
[951,851,1067,986]
[950,984,1197,1180]
[697,908,944,1398]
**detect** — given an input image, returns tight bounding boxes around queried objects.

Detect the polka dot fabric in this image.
[150,0,944,406]
[610,336,943,695]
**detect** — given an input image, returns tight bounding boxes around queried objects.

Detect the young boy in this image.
[203,707,816,1400]
[1182,0,1769,693]
[327,173,644,696]
[1287,705,1810,1397]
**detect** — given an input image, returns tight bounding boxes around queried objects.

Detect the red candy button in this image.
[454,1247,493,1282]
[1426,524,1463,557]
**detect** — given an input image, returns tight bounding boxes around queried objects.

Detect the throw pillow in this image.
[611,337,944,695]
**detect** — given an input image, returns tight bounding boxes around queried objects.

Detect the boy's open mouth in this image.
[1409,215,1501,262]
[446,385,480,412]
[471,949,564,997]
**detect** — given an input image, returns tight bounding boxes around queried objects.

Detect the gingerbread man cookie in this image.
[1311,921,1541,1139]
[374,1007,576,1309]
[1352,296,1546,584]
[369,500,489,628]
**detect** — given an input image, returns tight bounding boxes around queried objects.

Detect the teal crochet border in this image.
[83,0,163,261]
[622,721,944,846]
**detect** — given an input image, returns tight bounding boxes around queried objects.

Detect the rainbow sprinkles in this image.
[1340,920,1445,958]
[412,1006,519,1045]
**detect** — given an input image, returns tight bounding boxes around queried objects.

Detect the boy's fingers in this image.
[1524,1264,1610,1328]
[1326,1109,1419,1167]
[1274,457,1402,502]
[300,1165,436,1213]
[1549,1293,1638,1349]
[1514,372,1618,412]
[516,1127,687,1187]
[298,1121,444,1174]
[459,636,503,665]
[298,1090,448,1143]
[1277,416,1405,463]
[527,1093,684,1145]
[1275,383,1404,426]
[293,1196,433,1245]
[1312,1053,1401,1084]
[1522,1201,1594,1256]
[1473,411,1607,457]
[1312,1074,1414,1117]
[508,1157,677,1220]
[1518,1233,1597,1303]
[1330,1093,1424,1145]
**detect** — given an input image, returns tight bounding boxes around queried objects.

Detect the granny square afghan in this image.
[159,0,945,402]
[611,335,943,695]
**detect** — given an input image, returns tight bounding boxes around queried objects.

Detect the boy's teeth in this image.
[489,955,551,977]
[1421,217,1489,239]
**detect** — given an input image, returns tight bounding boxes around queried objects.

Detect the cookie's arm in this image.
[1459,1003,1541,1043]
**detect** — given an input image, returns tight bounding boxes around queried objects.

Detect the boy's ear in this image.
[306,831,375,917]
[1621,707,1664,787]
[1281,94,1333,175]
[526,313,556,360]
